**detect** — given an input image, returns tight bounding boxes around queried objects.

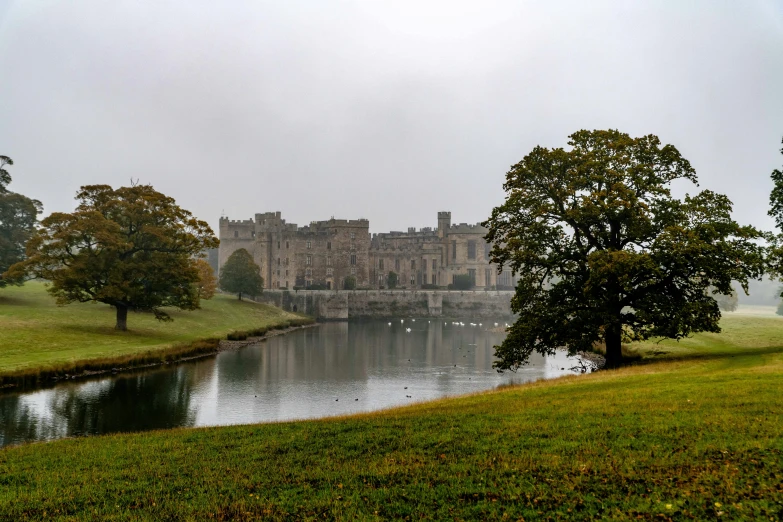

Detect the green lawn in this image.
[0,281,306,379]
[630,311,783,358]
[0,311,781,520]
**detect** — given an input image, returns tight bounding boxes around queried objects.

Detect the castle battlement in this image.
[449,223,487,233]
[221,218,255,225]
[218,210,512,292]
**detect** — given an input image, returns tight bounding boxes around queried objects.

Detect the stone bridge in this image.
[252,289,515,321]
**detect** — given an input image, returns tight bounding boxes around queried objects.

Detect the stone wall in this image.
[219,210,519,292]
[251,289,516,320]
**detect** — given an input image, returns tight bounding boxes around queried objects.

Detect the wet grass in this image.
[0,282,312,385]
[0,314,781,520]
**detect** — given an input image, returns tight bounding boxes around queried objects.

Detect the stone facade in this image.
[218,211,517,290]
[252,290,516,320]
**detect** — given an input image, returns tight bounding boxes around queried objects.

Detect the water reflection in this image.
[1,367,197,447]
[1,321,577,447]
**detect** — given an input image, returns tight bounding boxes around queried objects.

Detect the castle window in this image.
[350,232,356,240]
[411,260,415,270]
[234,231,238,238]
[285,270,289,276]
[277,241,280,249]
[395,258,400,271]
[452,240,457,260]
[432,259,436,270]
[410,275,415,286]
[277,258,280,266]
[285,257,289,265]
[306,268,312,277]
[327,256,332,266]
[350,267,356,275]
[327,267,333,276]
[252,231,256,238]
[306,255,312,265]
[379,259,384,270]
[306,280,311,287]
[277,270,280,276]
[327,242,331,250]
[468,269,476,283]
[350,254,356,265]
[468,240,477,260]
[307,241,311,249]
[499,269,511,288]
[484,241,491,260]
[485,269,491,287]
[286,241,289,249]
[432,274,436,285]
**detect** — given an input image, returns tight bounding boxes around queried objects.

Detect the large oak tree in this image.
[9,184,219,330]
[0,156,42,287]
[484,129,765,369]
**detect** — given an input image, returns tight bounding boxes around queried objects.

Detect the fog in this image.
[1,1,782,235]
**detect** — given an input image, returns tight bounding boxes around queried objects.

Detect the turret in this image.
[437,211,451,238]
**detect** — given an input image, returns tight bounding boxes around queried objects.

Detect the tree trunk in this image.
[115,304,128,331]
[604,324,623,368]
[238,292,242,301]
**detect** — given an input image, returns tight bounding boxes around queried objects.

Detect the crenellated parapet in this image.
[218,210,514,292]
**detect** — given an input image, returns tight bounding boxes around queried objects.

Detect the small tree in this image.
[219,248,263,300]
[485,129,765,369]
[343,275,356,290]
[194,258,217,300]
[451,274,474,290]
[9,184,218,330]
[710,287,738,312]
[0,156,42,288]
[387,271,398,289]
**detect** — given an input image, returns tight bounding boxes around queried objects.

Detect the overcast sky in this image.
[1,1,782,235]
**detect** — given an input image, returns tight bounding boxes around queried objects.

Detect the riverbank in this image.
[0,282,313,388]
[1,314,781,520]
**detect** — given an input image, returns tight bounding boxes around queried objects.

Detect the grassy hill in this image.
[0,281,308,382]
[0,308,781,520]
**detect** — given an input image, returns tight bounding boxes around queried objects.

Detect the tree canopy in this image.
[484,129,765,369]
[450,274,474,291]
[218,248,263,300]
[8,184,218,330]
[194,258,218,300]
[387,271,398,289]
[343,275,356,290]
[766,137,783,277]
[0,156,42,288]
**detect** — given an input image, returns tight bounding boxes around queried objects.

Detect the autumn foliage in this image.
[9,184,219,330]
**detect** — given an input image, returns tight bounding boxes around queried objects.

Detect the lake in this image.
[0,320,578,447]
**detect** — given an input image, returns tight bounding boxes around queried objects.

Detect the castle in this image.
[218,211,516,291]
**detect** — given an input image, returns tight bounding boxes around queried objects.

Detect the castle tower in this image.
[437,211,451,239]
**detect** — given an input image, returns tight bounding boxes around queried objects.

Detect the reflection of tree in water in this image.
[0,394,41,447]
[47,367,196,438]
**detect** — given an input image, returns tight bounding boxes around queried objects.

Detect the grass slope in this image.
[1,315,782,520]
[0,282,305,379]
